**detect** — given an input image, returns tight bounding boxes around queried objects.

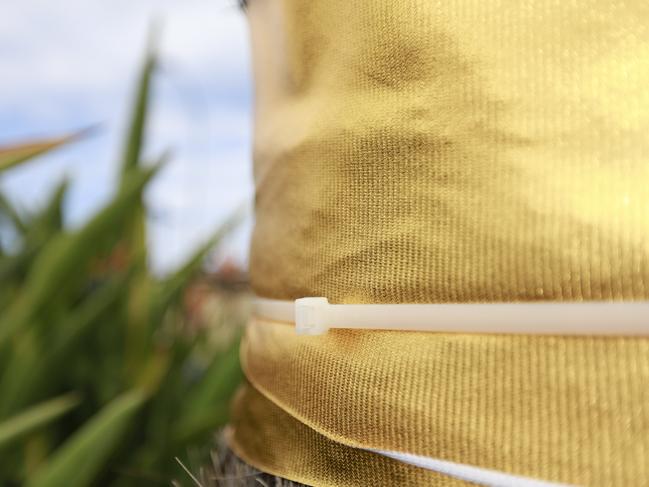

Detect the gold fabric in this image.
[233,0,649,485]
[238,319,649,485]
[229,383,468,486]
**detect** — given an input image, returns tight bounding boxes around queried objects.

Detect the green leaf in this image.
[29,179,68,235]
[116,32,161,322]
[0,165,158,347]
[26,390,147,487]
[0,127,95,173]
[0,393,80,449]
[0,192,27,235]
[173,336,242,441]
[172,401,230,446]
[0,275,129,417]
[0,180,69,284]
[119,40,156,178]
[184,337,242,412]
[153,205,246,319]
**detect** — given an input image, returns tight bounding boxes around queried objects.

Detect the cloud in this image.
[0,0,248,95]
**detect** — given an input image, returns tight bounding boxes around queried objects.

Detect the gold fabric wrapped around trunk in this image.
[230,0,649,485]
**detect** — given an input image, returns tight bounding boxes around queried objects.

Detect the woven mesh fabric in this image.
[238,318,649,486]
[229,383,466,486]
[249,0,649,303]
[233,0,649,485]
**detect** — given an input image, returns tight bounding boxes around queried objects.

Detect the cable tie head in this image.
[295,297,330,335]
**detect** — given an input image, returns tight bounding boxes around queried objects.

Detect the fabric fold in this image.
[229,382,469,486]
[239,317,649,486]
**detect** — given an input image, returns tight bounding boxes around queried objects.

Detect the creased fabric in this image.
[249,0,649,304]
[238,318,649,486]
[229,383,468,487]
[233,0,649,485]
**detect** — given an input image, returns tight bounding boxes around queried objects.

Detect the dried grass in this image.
[183,433,306,487]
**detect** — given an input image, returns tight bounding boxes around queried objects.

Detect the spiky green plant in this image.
[0,46,245,486]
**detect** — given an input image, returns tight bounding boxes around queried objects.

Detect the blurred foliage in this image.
[0,129,92,173]
[0,46,246,486]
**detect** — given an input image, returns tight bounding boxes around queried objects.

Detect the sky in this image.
[0,0,253,274]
